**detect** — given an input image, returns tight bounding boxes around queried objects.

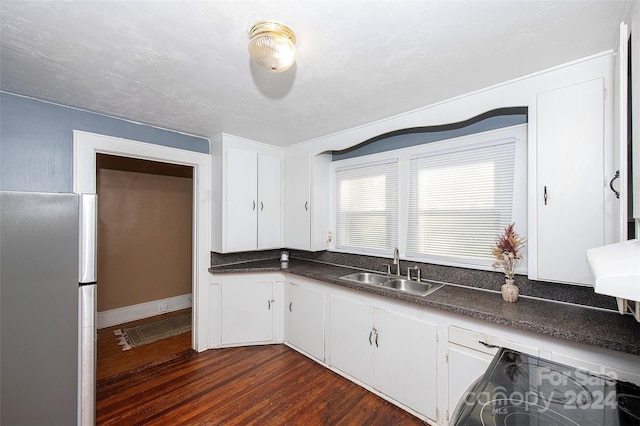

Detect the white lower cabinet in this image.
[374,308,438,420]
[329,295,438,421]
[447,344,494,422]
[220,281,276,346]
[328,296,375,384]
[286,281,325,361]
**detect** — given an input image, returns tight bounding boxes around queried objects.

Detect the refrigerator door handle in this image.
[78,284,96,426]
[79,194,97,284]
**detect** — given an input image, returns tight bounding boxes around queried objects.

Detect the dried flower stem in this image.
[491,223,526,280]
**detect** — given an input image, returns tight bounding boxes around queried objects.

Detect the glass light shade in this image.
[248,22,296,72]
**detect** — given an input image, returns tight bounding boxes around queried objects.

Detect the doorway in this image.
[95,154,193,324]
[73,130,212,422]
[94,154,194,379]
[73,130,212,353]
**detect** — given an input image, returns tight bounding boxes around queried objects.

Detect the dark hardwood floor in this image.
[97,309,193,381]
[97,312,429,425]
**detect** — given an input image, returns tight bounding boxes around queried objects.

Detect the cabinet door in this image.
[536,78,604,284]
[287,282,325,360]
[374,309,438,420]
[220,281,273,345]
[284,152,311,249]
[447,345,494,418]
[257,154,282,249]
[226,148,257,252]
[328,296,374,385]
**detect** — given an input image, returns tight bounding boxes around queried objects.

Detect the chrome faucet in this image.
[393,247,400,276]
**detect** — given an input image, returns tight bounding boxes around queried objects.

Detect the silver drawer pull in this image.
[479,340,499,349]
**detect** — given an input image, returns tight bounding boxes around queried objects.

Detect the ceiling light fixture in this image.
[248,21,296,73]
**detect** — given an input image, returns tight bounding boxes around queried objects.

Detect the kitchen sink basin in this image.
[341,272,390,285]
[340,272,444,297]
[381,278,443,296]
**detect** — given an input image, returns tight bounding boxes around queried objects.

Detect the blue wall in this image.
[332,108,527,161]
[0,92,209,192]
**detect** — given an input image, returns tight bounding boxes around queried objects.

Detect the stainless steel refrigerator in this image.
[1,190,97,425]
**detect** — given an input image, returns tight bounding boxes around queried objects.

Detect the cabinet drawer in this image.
[448,325,538,356]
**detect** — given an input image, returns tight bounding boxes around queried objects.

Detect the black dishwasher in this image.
[452,348,640,426]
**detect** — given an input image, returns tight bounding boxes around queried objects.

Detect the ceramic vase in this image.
[501,279,519,302]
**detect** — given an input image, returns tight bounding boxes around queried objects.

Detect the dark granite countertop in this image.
[209,258,640,356]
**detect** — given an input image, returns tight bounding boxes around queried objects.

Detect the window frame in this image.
[330,124,528,274]
[333,158,399,255]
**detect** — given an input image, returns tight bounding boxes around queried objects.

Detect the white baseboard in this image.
[97,293,192,329]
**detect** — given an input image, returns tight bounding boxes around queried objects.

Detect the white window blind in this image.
[335,160,398,254]
[407,139,516,264]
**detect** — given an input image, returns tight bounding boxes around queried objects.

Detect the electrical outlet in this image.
[326,231,333,245]
[159,302,169,313]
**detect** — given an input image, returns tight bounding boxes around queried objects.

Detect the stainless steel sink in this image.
[381,278,443,296]
[341,272,390,285]
[340,272,444,297]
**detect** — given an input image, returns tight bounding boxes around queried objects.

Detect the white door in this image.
[537,78,605,284]
[287,282,325,360]
[374,309,438,420]
[328,296,374,385]
[284,152,311,249]
[257,154,282,249]
[226,148,257,252]
[220,281,273,345]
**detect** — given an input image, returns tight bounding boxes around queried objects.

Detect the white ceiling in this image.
[0,1,633,147]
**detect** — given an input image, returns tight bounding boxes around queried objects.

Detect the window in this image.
[330,125,526,271]
[335,160,398,254]
[407,138,516,265]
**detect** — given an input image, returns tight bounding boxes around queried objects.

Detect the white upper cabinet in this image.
[225,147,258,252]
[211,135,282,253]
[257,154,282,249]
[535,78,606,284]
[283,151,331,251]
[283,152,311,250]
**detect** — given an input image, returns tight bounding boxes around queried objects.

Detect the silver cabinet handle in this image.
[369,327,379,347]
[289,302,292,312]
[543,186,548,205]
[268,299,275,310]
[260,201,264,211]
[253,201,256,210]
[304,201,309,211]
[478,340,499,349]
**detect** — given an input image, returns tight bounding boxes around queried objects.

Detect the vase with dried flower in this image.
[491,223,526,302]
